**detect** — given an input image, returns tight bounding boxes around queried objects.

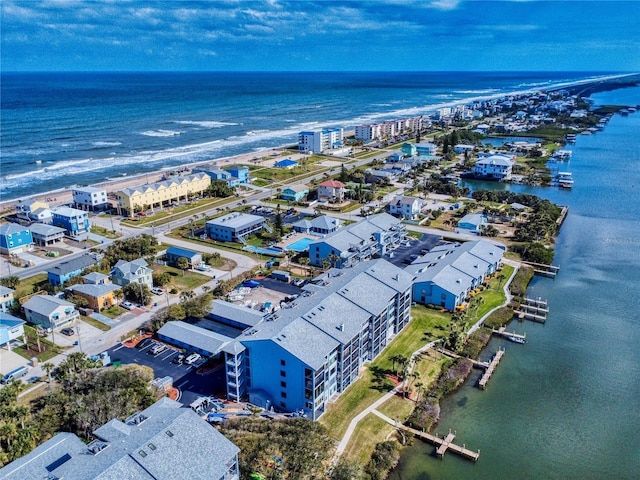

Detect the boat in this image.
[554,171,574,189]
[506,335,526,344]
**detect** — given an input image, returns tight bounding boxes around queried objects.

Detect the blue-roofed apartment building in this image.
[47,254,96,286]
[165,246,202,268]
[0,312,25,348]
[51,206,91,237]
[407,240,505,310]
[22,295,80,330]
[0,398,240,480]
[206,212,266,242]
[0,224,33,255]
[308,212,406,268]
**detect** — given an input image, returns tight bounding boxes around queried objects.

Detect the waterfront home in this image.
[30,223,66,247]
[206,212,266,242]
[23,295,79,330]
[114,173,211,217]
[225,165,249,184]
[292,215,342,235]
[274,158,298,169]
[111,258,153,289]
[308,212,405,267]
[317,179,346,203]
[15,198,50,223]
[47,254,96,286]
[388,195,423,220]
[457,213,487,233]
[280,184,309,202]
[0,398,240,480]
[51,206,91,237]
[454,144,475,154]
[0,312,25,349]
[298,128,344,154]
[191,165,241,187]
[472,154,514,181]
[0,286,15,313]
[165,246,202,268]
[72,186,109,211]
[0,224,33,255]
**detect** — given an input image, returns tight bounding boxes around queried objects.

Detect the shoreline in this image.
[2,73,638,206]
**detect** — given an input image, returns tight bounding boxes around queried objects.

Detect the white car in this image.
[151,288,164,295]
[121,301,134,310]
[185,353,202,365]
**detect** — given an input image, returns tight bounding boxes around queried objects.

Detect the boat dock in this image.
[437,347,489,369]
[492,326,526,341]
[372,410,480,462]
[522,261,560,278]
[478,349,505,390]
[515,297,549,323]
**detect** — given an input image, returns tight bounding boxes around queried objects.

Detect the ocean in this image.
[0,71,619,201]
[389,87,640,479]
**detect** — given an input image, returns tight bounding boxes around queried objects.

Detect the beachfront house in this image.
[472,154,514,181]
[23,295,80,331]
[388,195,423,220]
[225,165,249,184]
[72,186,109,211]
[115,173,211,217]
[47,255,96,286]
[298,128,344,154]
[165,246,202,268]
[280,184,309,202]
[111,258,153,290]
[51,206,91,237]
[0,286,15,313]
[30,223,66,247]
[415,142,438,157]
[15,199,52,224]
[0,398,240,480]
[0,224,33,255]
[457,213,487,233]
[0,312,25,349]
[206,212,266,242]
[317,180,346,203]
[308,213,405,268]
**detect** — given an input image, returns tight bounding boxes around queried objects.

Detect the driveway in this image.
[0,348,29,375]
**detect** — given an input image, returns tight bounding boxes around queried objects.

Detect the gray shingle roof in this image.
[66,283,120,298]
[0,224,29,236]
[23,295,76,316]
[47,255,96,276]
[206,212,265,230]
[120,173,209,196]
[29,223,66,237]
[311,212,400,253]
[112,258,150,280]
[157,320,231,355]
[208,299,265,328]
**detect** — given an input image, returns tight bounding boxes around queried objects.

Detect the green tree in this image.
[176,257,190,276]
[0,276,19,289]
[152,271,171,287]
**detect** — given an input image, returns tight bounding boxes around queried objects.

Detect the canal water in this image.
[389,87,640,480]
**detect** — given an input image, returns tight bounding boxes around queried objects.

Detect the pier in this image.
[437,347,489,369]
[515,297,549,323]
[478,349,505,389]
[492,326,526,341]
[372,410,480,462]
[522,260,560,278]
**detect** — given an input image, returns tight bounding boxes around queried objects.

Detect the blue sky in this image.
[2,0,639,72]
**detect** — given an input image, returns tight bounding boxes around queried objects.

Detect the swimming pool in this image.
[243,245,284,256]
[286,237,315,252]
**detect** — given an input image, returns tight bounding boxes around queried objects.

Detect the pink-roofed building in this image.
[317,180,346,203]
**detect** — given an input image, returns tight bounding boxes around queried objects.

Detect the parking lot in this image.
[105,339,225,406]
[385,233,442,268]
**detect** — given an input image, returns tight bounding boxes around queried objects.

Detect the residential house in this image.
[280,184,309,202]
[26,207,53,225]
[15,199,49,223]
[115,173,211,217]
[415,142,438,157]
[317,179,346,203]
[365,169,396,184]
[225,165,249,184]
[72,186,109,211]
[23,295,80,330]
[166,246,202,268]
[454,144,476,154]
[206,212,266,242]
[0,398,240,480]
[308,213,405,267]
[292,215,342,235]
[274,158,298,169]
[30,223,66,246]
[0,312,25,349]
[66,274,120,312]
[51,206,91,237]
[472,155,514,181]
[111,258,153,290]
[0,286,15,313]
[298,128,344,154]
[191,166,241,187]
[401,143,417,157]
[458,213,487,233]
[0,224,33,255]
[47,254,96,286]
[388,196,423,220]
[83,272,111,285]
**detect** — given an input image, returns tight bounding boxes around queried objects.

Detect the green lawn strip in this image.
[89,225,121,239]
[121,197,232,227]
[342,414,395,465]
[15,273,49,299]
[14,326,67,362]
[150,264,211,291]
[252,179,271,187]
[473,264,514,317]
[80,315,111,332]
[376,394,416,425]
[99,305,127,319]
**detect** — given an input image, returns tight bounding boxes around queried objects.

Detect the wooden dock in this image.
[492,326,526,341]
[515,297,549,323]
[372,410,480,462]
[478,349,505,389]
[522,261,560,278]
[437,347,489,369]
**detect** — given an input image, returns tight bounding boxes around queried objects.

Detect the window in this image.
[280,381,286,388]
[148,443,156,450]
[280,370,286,377]
[280,401,286,408]
[281,392,287,398]
[280,359,286,366]
[165,430,174,437]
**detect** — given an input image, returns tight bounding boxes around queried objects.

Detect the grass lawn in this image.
[89,225,121,239]
[251,165,321,183]
[342,414,394,465]
[80,315,111,331]
[151,264,211,291]
[15,326,67,362]
[14,273,48,299]
[473,265,514,318]
[99,305,127,319]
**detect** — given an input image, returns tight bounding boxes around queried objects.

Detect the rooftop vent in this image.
[87,440,110,456]
[337,324,344,332]
[126,413,148,426]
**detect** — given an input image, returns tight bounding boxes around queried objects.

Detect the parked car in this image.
[149,343,167,355]
[185,353,202,365]
[151,287,164,295]
[60,327,75,336]
[121,301,134,310]
[172,354,185,364]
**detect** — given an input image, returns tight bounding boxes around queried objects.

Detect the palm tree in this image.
[414,382,425,403]
[180,290,195,302]
[42,362,55,386]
